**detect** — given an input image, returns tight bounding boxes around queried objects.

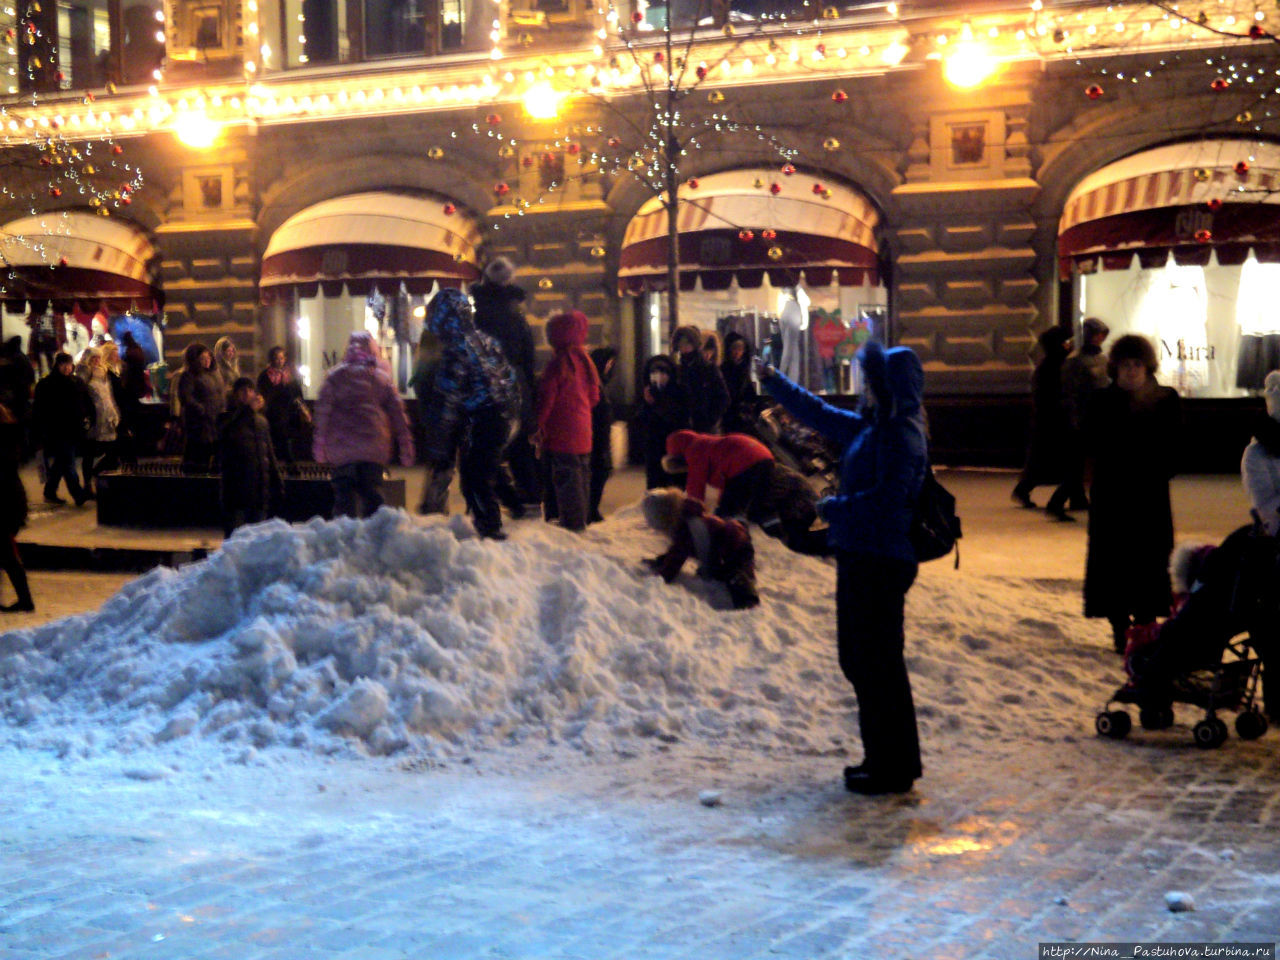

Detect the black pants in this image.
[717,459,773,518]
[0,534,32,607]
[836,551,922,783]
[182,438,216,475]
[588,449,611,523]
[460,407,512,537]
[223,505,267,538]
[1046,434,1088,513]
[43,444,86,502]
[505,428,542,503]
[548,451,589,532]
[81,438,118,493]
[331,461,384,518]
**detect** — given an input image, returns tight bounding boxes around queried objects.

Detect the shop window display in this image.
[1075,252,1280,399]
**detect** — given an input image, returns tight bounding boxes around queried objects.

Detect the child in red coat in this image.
[642,488,760,609]
[535,310,601,531]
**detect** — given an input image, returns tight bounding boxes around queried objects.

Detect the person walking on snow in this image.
[1011,326,1072,510]
[756,340,928,796]
[313,331,415,518]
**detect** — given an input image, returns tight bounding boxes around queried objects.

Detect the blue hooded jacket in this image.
[762,341,927,562]
[427,288,519,431]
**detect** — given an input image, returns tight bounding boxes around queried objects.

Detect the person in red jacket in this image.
[663,428,774,519]
[641,488,760,609]
[534,310,600,531]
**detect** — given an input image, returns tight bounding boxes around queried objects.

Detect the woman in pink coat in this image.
[534,311,600,531]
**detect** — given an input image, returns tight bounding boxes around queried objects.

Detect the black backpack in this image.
[911,465,962,568]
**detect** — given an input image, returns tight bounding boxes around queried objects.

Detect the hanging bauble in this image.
[485,112,502,125]
[831,89,848,103]
[48,187,60,197]
[607,136,622,148]
[821,188,832,200]
[443,203,456,215]
[822,6,839,19]
[453,253,466,263]
[120,184,131,194]
[1250,24,1267,39]
[687,178,699,189]
[1053,27,1065,43]
[1237,111,1253,124]
[83,164,95,175]
[1211,77,1229,91]
[1085,84,1103,100]
[822,137,840,152]
[769,182,781,195]
[426,146,444,159]
[722,23,735,37]
[753,177,765,189]
[497,144,516,159]
[654,51,664,64]
[538,277,553,290]
[567,142,581,155]
[767,245,784,261]
[1193,168,1210,182]
[1195,11,1208,25]
[106,81,117,94]
[39,156,51,166]
[695,66,707,80]
[83,91,94,103]
[761,228,777,241]
[631,10,642,22]
[590,245,605,259]
[707,90,724,103]
[120,196,131,206]
[781,163,796,176]
[812,182,825,195]
[54,70,63,82]
[1194,229,1212,243]
[816,44,826,56]
[1206,198,1223,212]
[1235,160,1250,175]
[522,155,535,167]
[494,181,510,196]
[738,229,755,242]
[627,156,645,171]
[112,145,123,156]
[518,31,533,46]
[58,257,68,267]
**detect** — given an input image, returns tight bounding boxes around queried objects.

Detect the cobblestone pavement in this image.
[2,471,1277,959]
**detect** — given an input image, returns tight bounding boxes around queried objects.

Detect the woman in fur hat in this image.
[671,325,729,434]
[641,487,759,609]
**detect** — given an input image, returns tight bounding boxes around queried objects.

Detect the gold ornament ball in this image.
[822,137,840,152]
[498,145,516,158]
[426,147,444,159]
[590,245,605,258]
[822,5,839,18]
[1193,168,1210,182]
[722,23,735,37]
[1237,111,1253,123]
[83,164,95,175]
[707,90,725,103]
[753,177,765,189]
[767,245,784,261]
[453,253,466,263]
[538,277,553,290]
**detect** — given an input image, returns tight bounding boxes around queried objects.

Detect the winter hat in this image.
[642,488,686,534]
[484,257,516,286]
[342,331,379,366]
[1264,369,1280,420]
[661,453,688,475]
[1081,316,1110,344]
[1171,542,1216,596]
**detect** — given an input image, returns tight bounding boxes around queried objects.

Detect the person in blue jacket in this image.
[754,341,928,795]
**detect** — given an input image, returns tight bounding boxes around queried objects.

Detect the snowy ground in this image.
[2,470,1277,959]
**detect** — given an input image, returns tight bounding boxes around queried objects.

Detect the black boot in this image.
[2,566,34,613]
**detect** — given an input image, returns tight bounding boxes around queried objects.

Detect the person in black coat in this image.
[637,354,691,490]
[409,327,458,515]
[0,402,33,613]
[587,346,617,524]
[471,257,540,506]
[671,325,730,433]
[1011,326,1073,509]
[217,378,283,537]
[178,342,226,473]
[720,331,758,434]
[32,352,92,506]
[1083,334,1182,653]
[0,336,35,458]
[257,346,311,470]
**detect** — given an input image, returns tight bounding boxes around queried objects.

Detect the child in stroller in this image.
[1097,520,1278,748]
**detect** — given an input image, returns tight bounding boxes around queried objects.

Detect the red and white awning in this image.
[260,192,482,301]
[0,211,160,311]
[618,169,880,293]
[1058,140,1280,275]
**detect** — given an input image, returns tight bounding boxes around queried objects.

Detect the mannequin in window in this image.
[778,285,809,384]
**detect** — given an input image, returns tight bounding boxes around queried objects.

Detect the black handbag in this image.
[910,465,962,568]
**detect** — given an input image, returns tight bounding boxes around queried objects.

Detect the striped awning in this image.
[618,169,880,293]
[0,211,160,311]
[260,192,482,301]
[1058,140,1280,275]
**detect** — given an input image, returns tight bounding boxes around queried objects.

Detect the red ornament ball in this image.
[769,182,781,195]
[58,257,68,267]
[494,182,510,196]
[811,182,824,195]
[761,228,777,240]
[111,144,123,155]
[1235,160,1250,175]
[695,66,707,80]
[48,187,61,197]
[654,51,664,64]
[1194,229,1213,243]
[485,113,502,125]
[54,70,63,82]
[831,89,848,103]
[686,178,699,189]
[816,43,826,55]
[522,155,534,167]
[1206,198,1223,212]
[631,10,642,22]
[1085,84,1104,100]
[443,203,456,216]
[607,136,622,148]
[738,229,754,242]
[120,196,131,205]
[781,163,796,176]
[567,142,580,155]
[1250,24,1267,39]
[1211,77,1229,91]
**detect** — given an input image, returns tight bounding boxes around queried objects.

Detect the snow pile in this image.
[0,506,1118,762]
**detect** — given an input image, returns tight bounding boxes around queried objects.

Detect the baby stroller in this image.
[1095,521,1277,748]
[753,402,840,497]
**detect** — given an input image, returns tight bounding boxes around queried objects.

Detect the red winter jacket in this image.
[666,429,773,503]
[536,311,600,455]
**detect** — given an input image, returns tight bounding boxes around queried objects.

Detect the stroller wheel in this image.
[1235,709,1268,741]
[1139,706,1175,730]
[1096,710,1131,739]
[1193,717,1229,749]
